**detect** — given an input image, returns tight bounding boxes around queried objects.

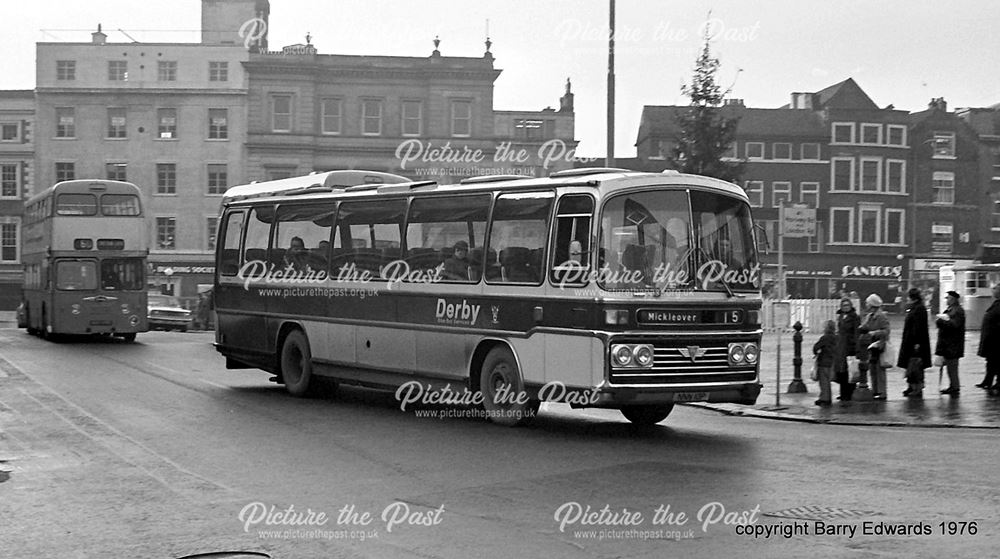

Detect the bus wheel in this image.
[480,346,539,427]
[620,405,674,426]
[120,333,137,342]
[280,330,316,397]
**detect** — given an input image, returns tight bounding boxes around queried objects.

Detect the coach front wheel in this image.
[620,404,674,426]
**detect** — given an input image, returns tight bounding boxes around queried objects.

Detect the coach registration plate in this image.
[673,392,709,403]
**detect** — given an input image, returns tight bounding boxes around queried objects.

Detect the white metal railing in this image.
[762,298,843,332]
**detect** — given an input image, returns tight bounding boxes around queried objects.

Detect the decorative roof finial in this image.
[432,35,441,56]
[306,32,312,45]
[485,36,492,54]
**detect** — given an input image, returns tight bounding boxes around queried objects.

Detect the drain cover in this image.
[764,506,881,521]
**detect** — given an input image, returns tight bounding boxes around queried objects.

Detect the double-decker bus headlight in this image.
[71,304,81,315]
[121,304,130,314]
[634,345,654,367]
[612,344,633,366]
[728,343,745,364]
[744,343,759,364]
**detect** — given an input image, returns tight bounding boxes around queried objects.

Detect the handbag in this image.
[879,340,896,368]
[847,356,861,383]
[810,356,818,381]
[932,355,944,368]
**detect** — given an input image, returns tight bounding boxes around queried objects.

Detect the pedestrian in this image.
[859,293,891,400]
[976,283,1000,394]
[834,297,860,401]
[935,290,965,395]
[812,320,837,406]
[897,287,931,399]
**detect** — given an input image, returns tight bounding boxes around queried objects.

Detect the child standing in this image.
[813,320,837,406]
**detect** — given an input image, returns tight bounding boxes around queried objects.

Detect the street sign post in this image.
[770,301,791,408]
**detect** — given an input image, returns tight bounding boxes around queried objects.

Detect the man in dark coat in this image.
[897,287,930,398]
[834,297,860,401]
[935,290,965,395]
[977,283,1000,395]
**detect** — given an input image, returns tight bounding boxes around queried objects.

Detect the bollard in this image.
[787,320,807,393]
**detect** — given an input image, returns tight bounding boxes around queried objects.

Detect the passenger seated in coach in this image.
[441,240,470,281]
[284,236,311,272]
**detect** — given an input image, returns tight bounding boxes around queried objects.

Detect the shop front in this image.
[147,260,215,310]
[781,254,908,311]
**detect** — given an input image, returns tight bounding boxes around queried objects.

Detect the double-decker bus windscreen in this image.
[100,258,145,291]
[598,189,759,291]
[56,260,98,291]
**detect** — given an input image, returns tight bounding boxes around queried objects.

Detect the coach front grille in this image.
[609,336,758,385]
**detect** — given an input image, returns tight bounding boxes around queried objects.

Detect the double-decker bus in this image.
[213,169,762,425]
[19,180,148,341]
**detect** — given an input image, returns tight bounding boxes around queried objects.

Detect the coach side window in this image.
[272,203,336,273]
[405,194,490,283]
[218,210,245,276]
[332,199,406,279]
[549,195,594,286]
[487,192,554,285]
[242,206,274,272]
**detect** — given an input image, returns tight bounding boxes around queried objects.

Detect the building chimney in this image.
[790,92,817,109]
[92,24,107,44]
[723,98,744,107]
[929,97,947,111]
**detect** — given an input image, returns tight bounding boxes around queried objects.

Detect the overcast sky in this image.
[6,0,999,157]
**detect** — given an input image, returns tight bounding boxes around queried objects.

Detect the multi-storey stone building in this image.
[243,39,576,183]
[34,27,249,299]
[0,90,33,309]
[29,0,576,300]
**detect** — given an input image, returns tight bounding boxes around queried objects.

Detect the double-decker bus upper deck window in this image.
[487,192,554,285]
[56,193,97,216]
[272,203,337,274]
[100,194,141,216]
[56,260,97,290]
[405,195,490,282]
[243,206,274,272]
[599,190,692,290]
[219,210,245,276]
[332,199,406,279]
[550,194,595,286]
[100,258,144,291]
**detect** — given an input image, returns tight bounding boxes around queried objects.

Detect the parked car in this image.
[147,294,193,332]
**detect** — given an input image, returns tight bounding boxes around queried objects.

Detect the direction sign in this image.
[782,206,816,238]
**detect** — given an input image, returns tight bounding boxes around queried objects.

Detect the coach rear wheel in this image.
[479,346,539,427]
[119,333,137,342]
[280,329,317,397]
[620,405,674,426]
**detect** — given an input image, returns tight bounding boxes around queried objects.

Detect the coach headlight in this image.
[728,343,745,365]
[71,304,81,315]
[743,343,759,364]
[633,345,655,368]
[612,344,634,367]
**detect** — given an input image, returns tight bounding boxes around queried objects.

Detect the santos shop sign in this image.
[840,264,903,279]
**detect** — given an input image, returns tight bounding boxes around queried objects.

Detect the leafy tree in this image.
[667,37,743,183]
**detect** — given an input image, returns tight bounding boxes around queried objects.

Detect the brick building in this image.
[637,79,919,303]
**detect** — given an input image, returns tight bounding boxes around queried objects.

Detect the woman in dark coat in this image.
[897,287,931,398]
[834,297,860,401]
